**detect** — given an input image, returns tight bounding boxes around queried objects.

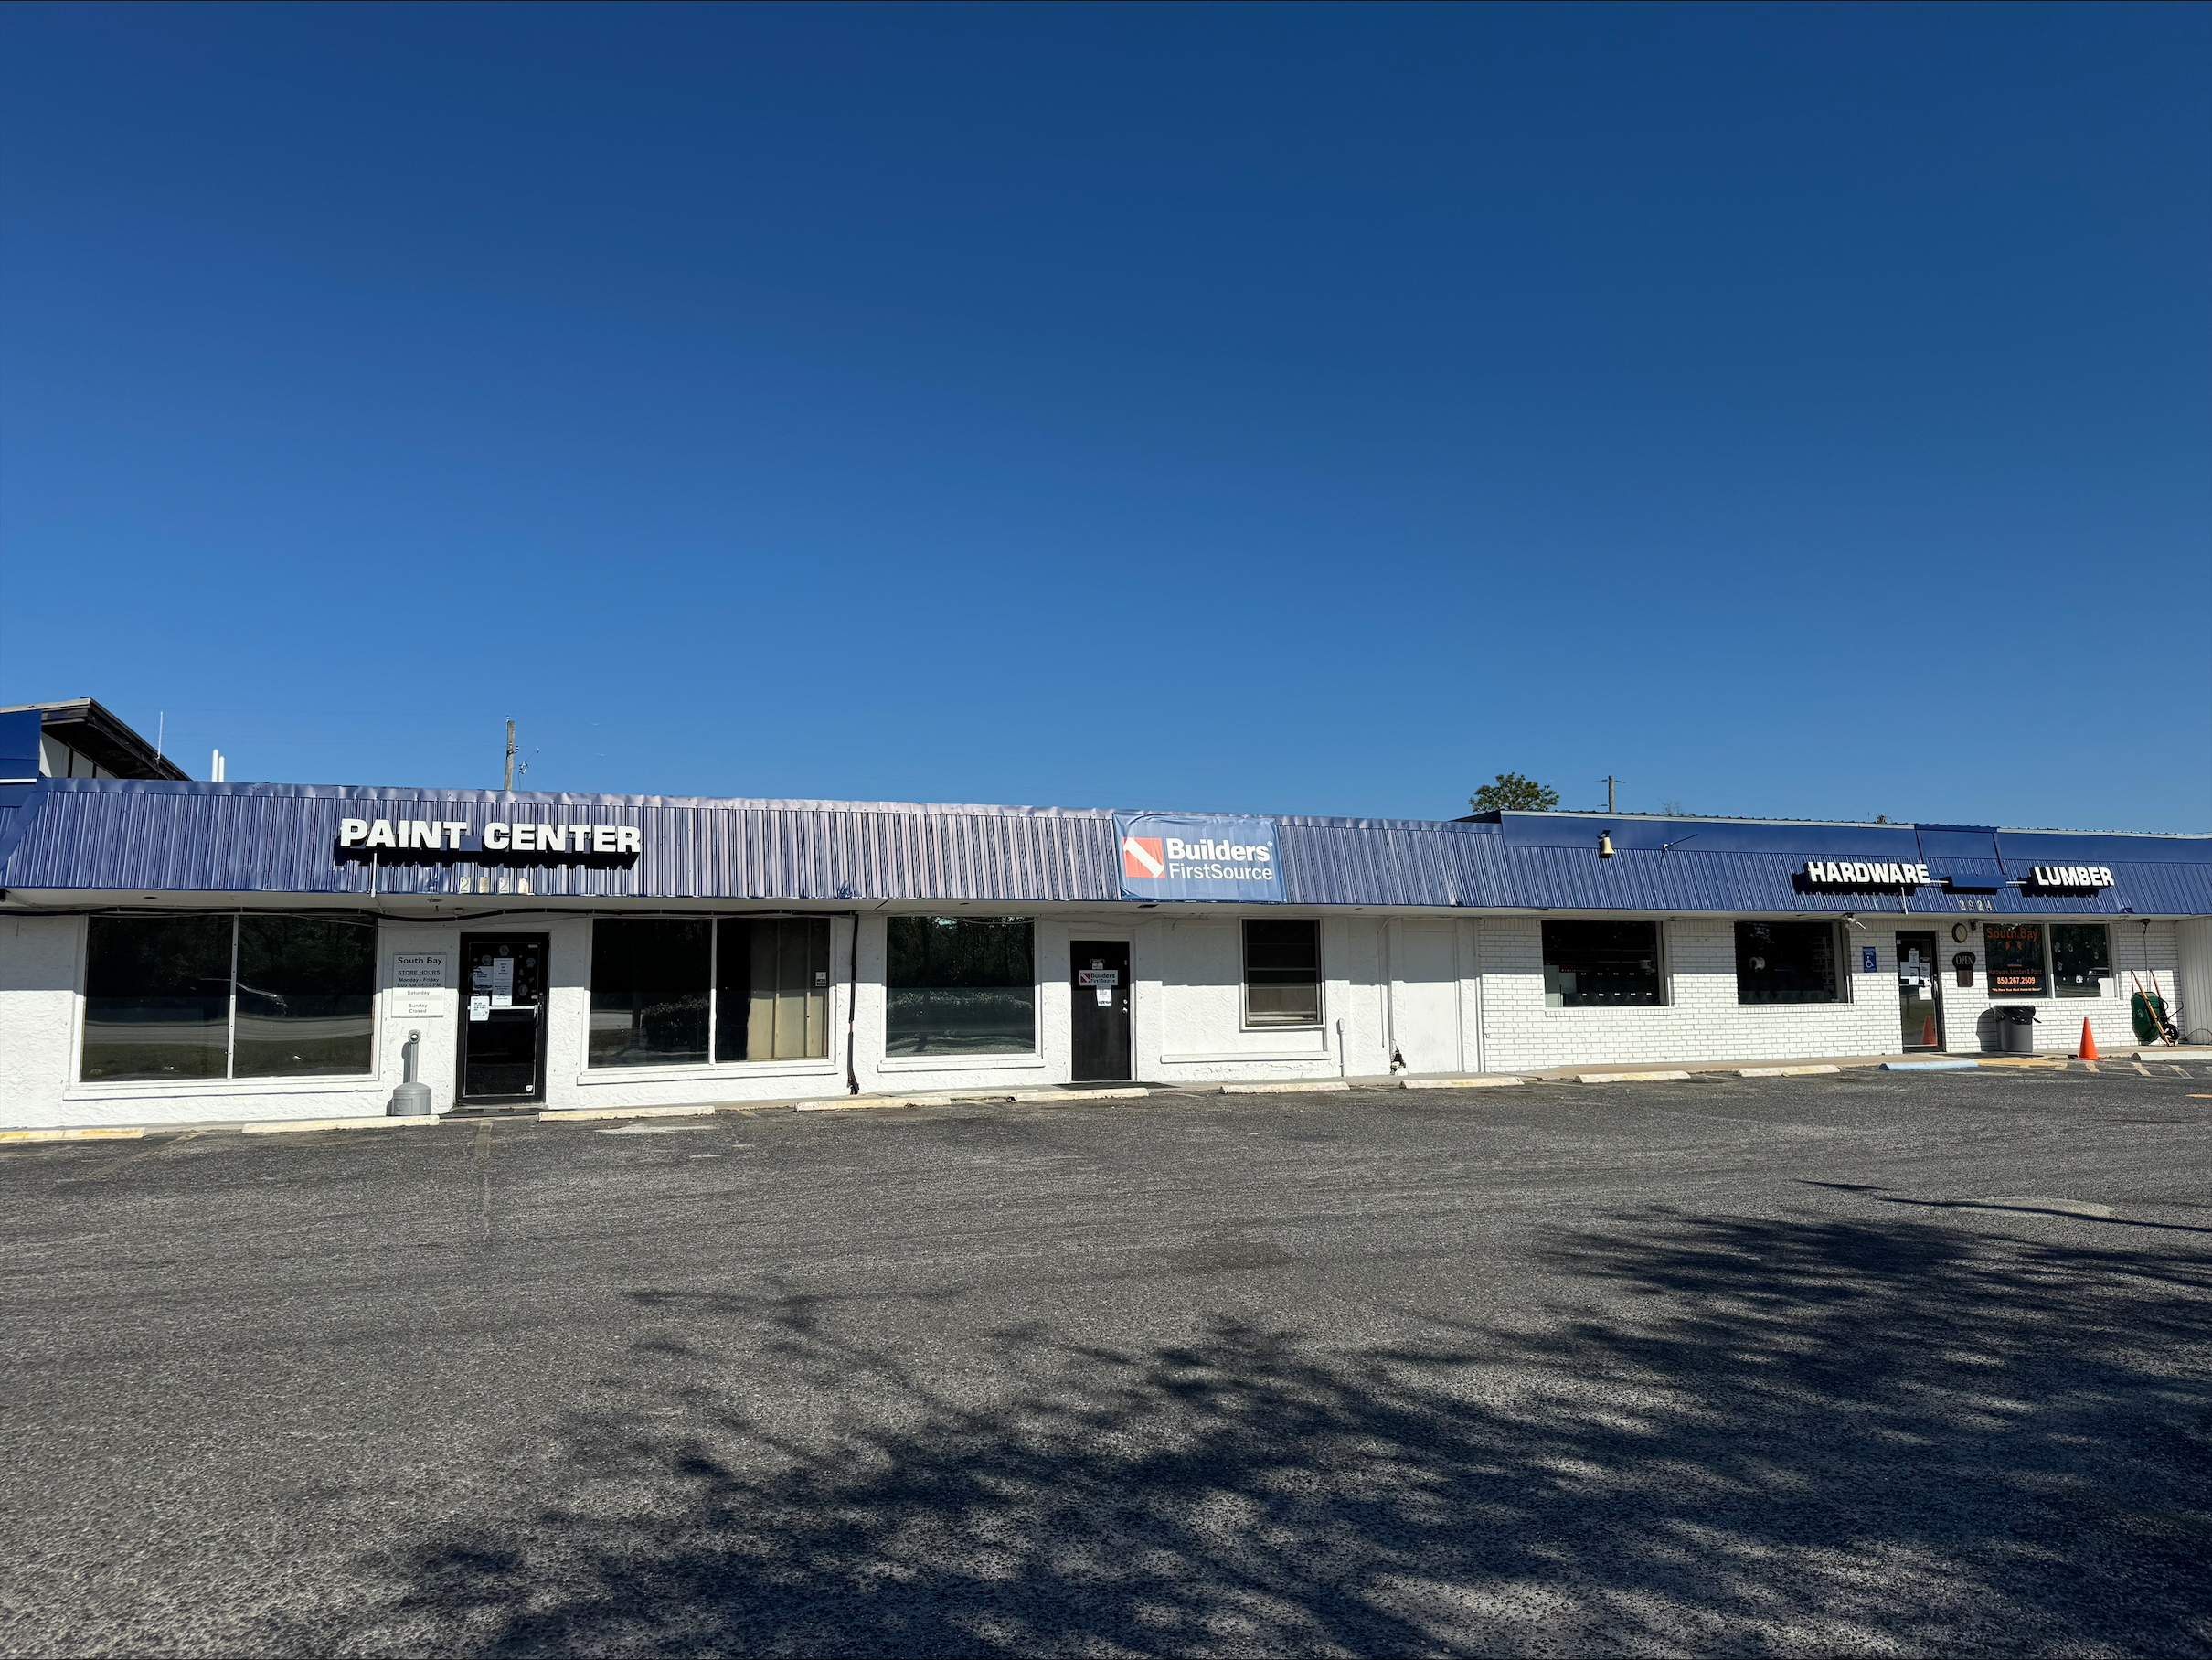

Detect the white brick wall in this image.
[1473,912,2174,1071]
[1932,915,2175,1056]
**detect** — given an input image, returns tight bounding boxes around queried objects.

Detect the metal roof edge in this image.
[25,780,2207,846]
[33,779,1122,818]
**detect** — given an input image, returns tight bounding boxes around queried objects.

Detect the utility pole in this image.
[504,719,516,793]
[1604,775,1619,814]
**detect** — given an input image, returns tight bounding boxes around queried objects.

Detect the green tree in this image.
[1469,772,1560,813]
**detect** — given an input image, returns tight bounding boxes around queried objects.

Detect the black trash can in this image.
[1993,1005,2038,1054]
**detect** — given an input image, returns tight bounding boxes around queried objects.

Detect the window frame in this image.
[585,913,841,1070]
[2049,921,2112,1000]
[1732,920,1846,1007]
[584,916,714,1069]
[1240,917,1325,1030]
[76,910,381,1086]
[716,915,834,1062]
[881,914,1039,1059]
[1540,919,1671,1010]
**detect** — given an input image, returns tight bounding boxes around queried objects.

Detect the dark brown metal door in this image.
[459,933,550,1102]
[1070,940,1132,1082]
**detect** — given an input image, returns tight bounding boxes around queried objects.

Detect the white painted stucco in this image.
[0,901,2196,1129]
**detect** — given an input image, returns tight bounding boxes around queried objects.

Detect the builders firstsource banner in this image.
[1115,813,1284,903]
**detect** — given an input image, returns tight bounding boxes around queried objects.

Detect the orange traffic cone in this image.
[1921,1014,1937,1048]
[2077,1019,2098,1060]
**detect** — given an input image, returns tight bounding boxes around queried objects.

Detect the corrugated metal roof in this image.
[0,782,1125,903]
[1,782,2206,916]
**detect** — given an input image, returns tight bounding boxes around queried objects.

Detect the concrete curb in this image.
[1883,1059,1978,1071]
[1576,1070,1693,1084]
[794,1096,911,1112]
[0,1125,146,1144]
[239,1116,446,1133]
[1221,1080,1350,1094]
[1011,1087,1150,1101]
[539,1104,721,1123]
[1738,1065,1842,1078]
[1400,1075,1527,1090]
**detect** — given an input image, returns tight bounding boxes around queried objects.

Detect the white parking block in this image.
[1577,1070,1694,1084]
[1400,1076,1526,1089]
[1736,1065,1842,1078]
[1220,1080,1350,1094]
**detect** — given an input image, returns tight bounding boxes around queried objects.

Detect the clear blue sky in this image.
[4,3,2206,830]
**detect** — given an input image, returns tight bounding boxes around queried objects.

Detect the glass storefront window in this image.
[232,917,376,1078]
[1984,923,2048,996]
[589,919,712,1067]
[1244,920,1322,1027]
[2050,923,2111,999]
[80,916,234,1081]
[1543,921,1664,1007]
[1735,921,1841,1005]
[716,918,832,1061]
[885,917,1035,1056]
[80,913,375,1082]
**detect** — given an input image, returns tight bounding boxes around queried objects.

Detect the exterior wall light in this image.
[1598,832,1615,858]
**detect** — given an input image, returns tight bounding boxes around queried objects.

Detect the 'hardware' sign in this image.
[1803,860,1931,887]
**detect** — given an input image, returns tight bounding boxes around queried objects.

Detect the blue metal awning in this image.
[2,785,2207,916]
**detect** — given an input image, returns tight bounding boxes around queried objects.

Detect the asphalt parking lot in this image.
[3,1068,2209,1658]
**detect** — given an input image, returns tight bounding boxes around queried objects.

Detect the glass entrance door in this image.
[1896,931,1942,1051]
[459,933,549,1102]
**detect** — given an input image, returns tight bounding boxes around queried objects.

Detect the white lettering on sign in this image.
[1164,837,1271,863]
[334,819,642,859]
[2030,865,2113,888]
[1803,860,1932,887]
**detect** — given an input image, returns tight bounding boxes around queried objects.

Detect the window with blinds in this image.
[716,918,832,1061]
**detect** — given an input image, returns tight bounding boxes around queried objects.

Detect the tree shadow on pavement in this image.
[348,1209,2212,1656]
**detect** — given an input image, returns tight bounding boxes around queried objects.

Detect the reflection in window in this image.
[80,913,376,1082]
[589,919,711,1067]
[1734,921,1840,1005]
[886,917,1035,1056]
[81,916,234,1081]
[233,917,376,1077]
[1984,923,2048,996]
[2051,923,2110,999]
[1543,921,1664,1007]
[1244,920,1323,1026]
[717,918,832,1061]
